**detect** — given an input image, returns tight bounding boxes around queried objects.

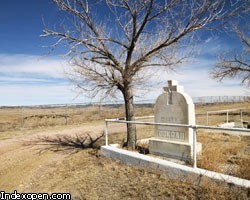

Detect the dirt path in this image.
[0,122,127,194]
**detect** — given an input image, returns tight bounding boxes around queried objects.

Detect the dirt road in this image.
[0,122,127,197]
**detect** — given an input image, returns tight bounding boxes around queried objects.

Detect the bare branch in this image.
[211,23,250,86]
[44,0,249,97]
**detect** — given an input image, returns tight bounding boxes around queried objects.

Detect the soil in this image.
[0,123,124,196]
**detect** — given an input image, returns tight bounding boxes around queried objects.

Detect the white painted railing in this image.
[104,117,250,168]
[206,108,244,125]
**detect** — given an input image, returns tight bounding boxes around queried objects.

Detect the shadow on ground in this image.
[24,132,105,154]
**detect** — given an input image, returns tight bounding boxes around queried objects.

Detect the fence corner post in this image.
[105,120,108,146]
[226,111,229,123]
[193,126,197,168]
[206,112,209,126]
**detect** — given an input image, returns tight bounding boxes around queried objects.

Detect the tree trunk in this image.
[123,86,137,149]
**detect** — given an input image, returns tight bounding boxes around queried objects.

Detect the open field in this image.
[0,104,154,133]
[0,102,250,199]
[1,101,249,133]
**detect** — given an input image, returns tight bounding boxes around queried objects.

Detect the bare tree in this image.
[43,0,248,149]
[211,24,250,86]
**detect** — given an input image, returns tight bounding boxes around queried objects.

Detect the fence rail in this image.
[206,108,244,126]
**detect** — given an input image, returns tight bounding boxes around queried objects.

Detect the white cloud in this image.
[0,53,248,106]
[0,76,52,83]
[135,57,248,101]
[0,54,68,79]
[0,84,83,106]
[0,54,79,106]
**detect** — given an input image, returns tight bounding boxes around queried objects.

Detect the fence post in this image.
[193,127,197,168]
[21,107,24,128]
[105,120,109,146]
[206,112,209,126]
[65,104,68,125]
[226,111,229,123]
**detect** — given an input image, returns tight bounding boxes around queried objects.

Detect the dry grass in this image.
[197,131,250,179]
[66,151,249,199]
[27,149,250,199]
[0,104,154,132]
[196,102,250,125]
[1,102,249,132]
[107,128,250,180]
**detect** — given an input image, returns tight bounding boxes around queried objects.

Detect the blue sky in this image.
[0,0,249,106]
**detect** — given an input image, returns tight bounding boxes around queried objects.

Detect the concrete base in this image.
[149,138,202,162]
[219,122,235,128]
[219,121,249,129]
[101,145,250,188]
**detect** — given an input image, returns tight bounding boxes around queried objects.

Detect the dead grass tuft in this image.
[198,131,250,179]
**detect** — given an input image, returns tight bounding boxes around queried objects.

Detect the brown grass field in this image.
[0,104,154,133]
[0,102,250,199]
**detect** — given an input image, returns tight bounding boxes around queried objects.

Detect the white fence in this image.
[206,108,244,126]
[104,117,250,169]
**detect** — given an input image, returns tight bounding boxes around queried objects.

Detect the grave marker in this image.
[149,80,201,161]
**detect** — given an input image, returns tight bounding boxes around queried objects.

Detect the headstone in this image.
[149,80,202,161]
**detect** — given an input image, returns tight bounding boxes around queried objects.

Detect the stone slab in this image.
[149,138,202,161]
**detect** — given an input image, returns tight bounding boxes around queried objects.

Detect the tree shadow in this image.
[24,132,105,155]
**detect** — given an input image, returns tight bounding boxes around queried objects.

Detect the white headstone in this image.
[155,80,195,143]
[149,80,201,161]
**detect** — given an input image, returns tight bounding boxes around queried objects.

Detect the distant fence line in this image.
[1,96,249,109]
[192,96,250,104]
[0,96,249,131]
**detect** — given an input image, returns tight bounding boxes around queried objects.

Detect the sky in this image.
[0,0,249,106]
